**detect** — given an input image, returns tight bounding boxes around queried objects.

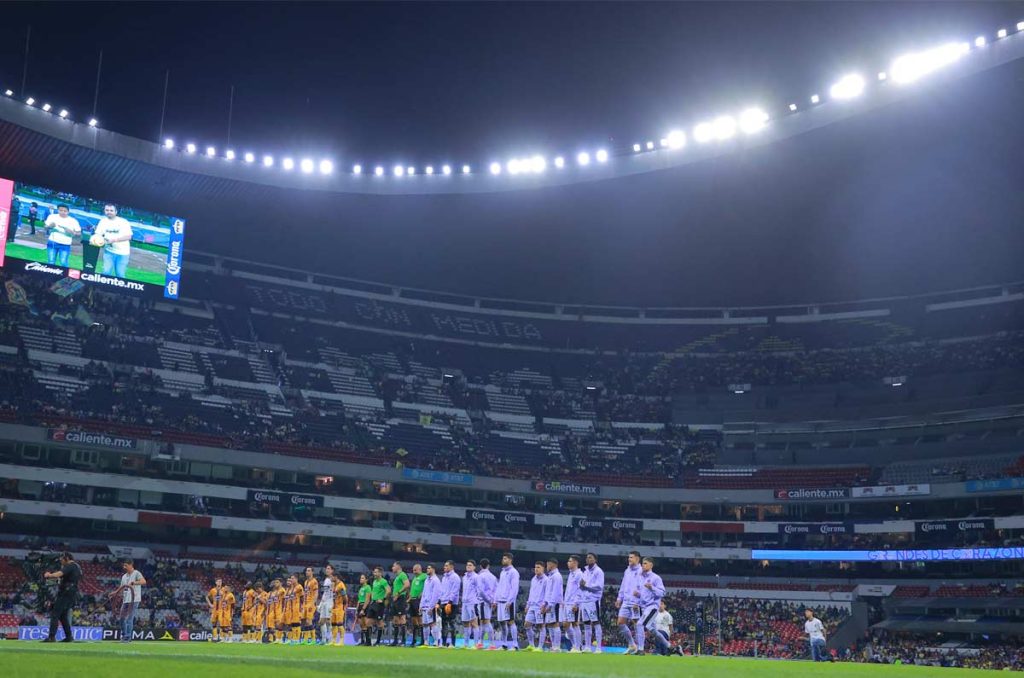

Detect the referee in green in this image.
[368,567,390,646]
[390,562,411,646]
[408,564,428,646]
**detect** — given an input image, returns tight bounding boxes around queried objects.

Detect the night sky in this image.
[2,2,1022,166]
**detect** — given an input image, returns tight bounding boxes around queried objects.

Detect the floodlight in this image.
[186,143,197,154]
[712,115,736,140]
[42,103,51,112]
[810,94,820,104]
[788,103,797,111]
[632,143,641,152]
[319,160,333,175]
[425,165,434,175]
[3,90,12,96]
[375,166,384,176]
[442,164,452,175]
[88,119,98,127]
[489,162,501,175]
[244,152,255,163]
[406,166,415,175]
[1018,22,1024,32]
[595,149,609,162]
[974,36,986,47]
[461,165,470,174]
[58,109,69,119]
[25,97,34,106]
[299,158,313,173]
[659,138,668,147]
[164,138,175,149]
[554,156,565,168]
[507,159,521,175]
[282,157,295,170]
[739,108,769,134]
[225,150,236,161]
[877,71,887,81]
[997,29,1007,39]
[890,43,966,84]
[530,155,546,172]
[206,146,216,157]
[830,73,865,100]
[645,141,655,150]
[577,152,591,166]
[353,164,362,174]
[694,122,714,143]
[667,129,686,149]
[393,165,405,176]
[263,155,274,167]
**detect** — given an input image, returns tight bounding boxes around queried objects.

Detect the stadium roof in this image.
[1,24,1023,307]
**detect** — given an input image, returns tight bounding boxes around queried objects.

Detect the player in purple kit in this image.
[616,550,643,654]
[475,558,498,649]
[438,560,461,648]
[461,560,481,649]
[561,555,584,652]
[494,553,520,651]
[418,564,442,648]
[541,557,563,652]
[580,552,605,652]
[523,561,546,651]
[636,557,667,656]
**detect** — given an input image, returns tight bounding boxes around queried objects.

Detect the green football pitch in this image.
[1,643,1004,678]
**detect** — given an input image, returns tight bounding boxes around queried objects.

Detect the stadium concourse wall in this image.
[5,421,1022,505]
[6,461,1024,540]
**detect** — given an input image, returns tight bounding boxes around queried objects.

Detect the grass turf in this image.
[4,242,166,286]
[0,643,1006,678]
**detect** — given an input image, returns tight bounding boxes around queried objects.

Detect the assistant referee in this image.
[43,552,82,642]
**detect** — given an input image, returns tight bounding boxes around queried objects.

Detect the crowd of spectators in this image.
[858,632,1024,669]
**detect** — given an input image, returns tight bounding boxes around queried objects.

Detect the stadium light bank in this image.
[3,20,1021,182]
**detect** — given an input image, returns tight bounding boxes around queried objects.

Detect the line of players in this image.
[205,550,669,655]
[206,564,348,645]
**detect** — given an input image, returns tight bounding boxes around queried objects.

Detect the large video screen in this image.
[0,178,185,299]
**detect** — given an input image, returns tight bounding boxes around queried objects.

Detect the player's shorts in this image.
[266,612,280,629]
[461,602,479,623]
[420,606,436,625]
[479,602,493,621]
[391,597,408,616]
[524,606,543,625]
[579,600,601,623]
[242,612,254,627]
[617,603,642,621]
[641,605,660,630]
[543,604,559,625]
[286,611,300,626]
[496,601,516,623]
[302,606,316,624]
[366,601,385,620]
[332,606,346,625]
[558,604,579,624]
[409,598,421,616]
[318,601,332,620]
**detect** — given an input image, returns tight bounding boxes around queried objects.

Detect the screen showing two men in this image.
[0,177,185,299]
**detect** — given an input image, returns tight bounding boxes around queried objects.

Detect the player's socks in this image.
[550,627,561,650]
[593,624,602,649]
[583,625,592,650]
[619,623,633,647]
[526,626,535,647]
[635,624,645,653]
[508,622,519,650]
[653,630,671,654]
[537,625,546,649]
[375,628,383,646]
[433,619,442,646]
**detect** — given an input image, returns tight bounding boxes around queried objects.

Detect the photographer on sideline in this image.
[42,552,82,642]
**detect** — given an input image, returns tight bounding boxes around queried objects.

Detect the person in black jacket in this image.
[42,552,82,642]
